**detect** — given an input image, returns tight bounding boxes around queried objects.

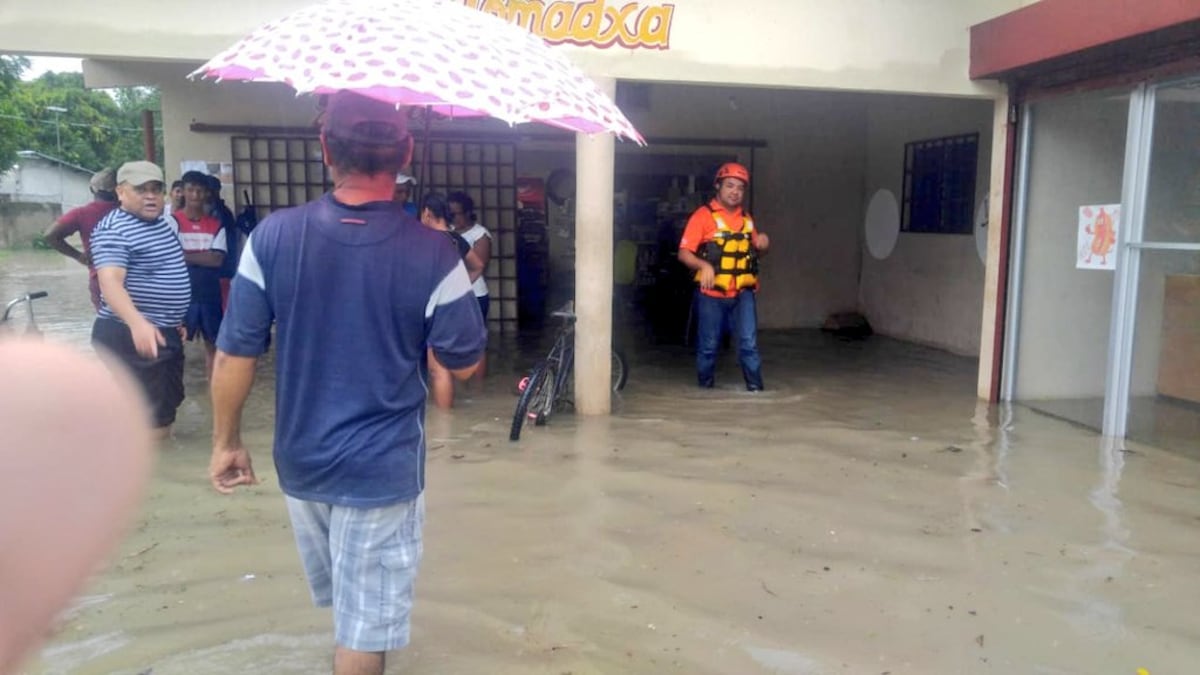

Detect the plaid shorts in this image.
[285,494,425,652]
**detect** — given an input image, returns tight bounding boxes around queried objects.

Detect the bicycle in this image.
[2,291,49,337]
[509,302,628,441]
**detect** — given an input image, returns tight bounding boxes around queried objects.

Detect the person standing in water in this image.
[448,191,492,385]
[209,92,486,675]
[420,192,485,409]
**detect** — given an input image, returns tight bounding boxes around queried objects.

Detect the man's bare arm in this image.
[211,352,256,449]
[753,232,770,256]
[677,247,708,272]
[429,350,480,382]
[210,351,260,494]
[450,362,480,381]
[678,248,715,289]
[44,220,87,265]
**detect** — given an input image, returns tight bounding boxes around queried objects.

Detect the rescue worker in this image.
[677,162,769,390]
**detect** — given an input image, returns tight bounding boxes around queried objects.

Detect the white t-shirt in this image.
[459,223,492,297]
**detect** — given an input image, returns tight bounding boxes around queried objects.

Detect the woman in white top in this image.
[449,191,491,381]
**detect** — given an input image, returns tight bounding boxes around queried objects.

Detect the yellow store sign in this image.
[463,0,676,50]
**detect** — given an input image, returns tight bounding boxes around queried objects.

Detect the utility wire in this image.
[0,112,162,133]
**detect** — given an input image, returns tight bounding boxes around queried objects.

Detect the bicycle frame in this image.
[544,319,575,409]
[509,301,628,441]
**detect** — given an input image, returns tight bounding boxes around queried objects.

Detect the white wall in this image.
[160,69,315,203]
[860,96,993,356]
[0,159,93,209]
[10,0,1021,97]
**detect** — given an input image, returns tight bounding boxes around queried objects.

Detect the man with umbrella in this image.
[208,91,486,674]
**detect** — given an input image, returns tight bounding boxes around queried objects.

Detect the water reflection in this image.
[1065,436,1133,640]
[0,251,95,349]
[3,249,1199,674]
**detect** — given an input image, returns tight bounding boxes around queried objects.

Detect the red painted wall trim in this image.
[971,0,1200,80]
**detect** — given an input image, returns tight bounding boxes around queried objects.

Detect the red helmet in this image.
[715,162,749,185]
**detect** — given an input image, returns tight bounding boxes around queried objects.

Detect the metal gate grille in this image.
[231,136,329,216]
[231,134,518,335]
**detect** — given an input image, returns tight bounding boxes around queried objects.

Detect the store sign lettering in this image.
[465,0,675,50]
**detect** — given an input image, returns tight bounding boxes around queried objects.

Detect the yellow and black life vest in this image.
[698,207,759,292]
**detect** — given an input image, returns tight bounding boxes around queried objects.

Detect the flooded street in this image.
[4,249,1199,674]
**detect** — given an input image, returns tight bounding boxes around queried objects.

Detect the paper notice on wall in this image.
[178,161,235,189]
[179,160,207,176]
[1077,204,1119,270]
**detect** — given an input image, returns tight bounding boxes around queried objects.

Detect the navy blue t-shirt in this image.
[217,194,486,507]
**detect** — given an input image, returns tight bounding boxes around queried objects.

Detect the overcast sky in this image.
[20,56,83,80]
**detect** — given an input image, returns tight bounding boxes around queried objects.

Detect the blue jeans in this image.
[695,290,763,390]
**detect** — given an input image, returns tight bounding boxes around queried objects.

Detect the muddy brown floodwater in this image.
[4,249,1198,674]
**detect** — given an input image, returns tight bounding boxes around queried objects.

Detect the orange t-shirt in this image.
[679,199,757,299]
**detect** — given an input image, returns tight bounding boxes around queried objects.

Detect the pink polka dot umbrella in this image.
[190,0,644,145]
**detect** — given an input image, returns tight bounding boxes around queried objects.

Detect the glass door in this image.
[1110,78,1200,453]
[1005,89,1132,431]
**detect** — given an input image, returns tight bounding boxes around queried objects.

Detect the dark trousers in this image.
[91,317,185,428]
[695,290,763,390]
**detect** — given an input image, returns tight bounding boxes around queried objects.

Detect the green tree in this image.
[0,55,31,171]
[21,72,162,170]
[110,86,164,166]
[0,66,163,172]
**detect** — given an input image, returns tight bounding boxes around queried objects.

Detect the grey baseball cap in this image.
[117,161,164,187]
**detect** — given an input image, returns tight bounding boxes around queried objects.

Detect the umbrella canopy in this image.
[191,0,644,144]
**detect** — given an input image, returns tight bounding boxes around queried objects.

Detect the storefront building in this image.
[4,0,1034,414]
[971,0,1200,451]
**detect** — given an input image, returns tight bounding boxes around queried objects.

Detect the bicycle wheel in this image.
[509,361,557,441]
[611,348,628,392]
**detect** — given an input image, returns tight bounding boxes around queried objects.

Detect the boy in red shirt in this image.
[173,171,227,379]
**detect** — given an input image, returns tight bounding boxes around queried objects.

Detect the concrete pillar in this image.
[978,91,1012,400]
[573,76,616,415]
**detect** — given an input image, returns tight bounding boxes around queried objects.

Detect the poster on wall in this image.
[1077,204,1120,270]
[179,161,234,189]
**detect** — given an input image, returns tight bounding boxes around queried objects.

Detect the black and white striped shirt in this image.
[91,208,191,327]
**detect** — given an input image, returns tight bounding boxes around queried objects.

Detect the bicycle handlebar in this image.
[550,300,576,321]
[2,291,49,323]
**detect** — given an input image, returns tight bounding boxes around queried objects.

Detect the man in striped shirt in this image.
[90,161,191,438]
